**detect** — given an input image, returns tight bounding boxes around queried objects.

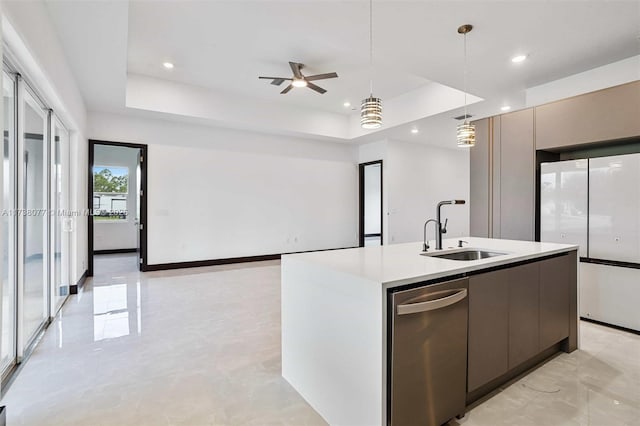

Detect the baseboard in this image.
[580,317,640,335]
[145,246,358,272]
[93,248,138,255]
[69,270,88,295]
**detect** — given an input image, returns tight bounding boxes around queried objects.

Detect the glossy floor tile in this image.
[1,254,639,425]
[1,255,325,426]
[455,322,640,426]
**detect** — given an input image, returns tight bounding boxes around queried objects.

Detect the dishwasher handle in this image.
[397,288,467,315]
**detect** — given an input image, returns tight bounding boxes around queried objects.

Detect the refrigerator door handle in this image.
[397,289,467,315]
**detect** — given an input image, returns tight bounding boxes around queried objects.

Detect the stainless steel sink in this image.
[421,249,507,261]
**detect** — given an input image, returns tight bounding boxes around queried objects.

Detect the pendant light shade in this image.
[361,96,382,129]
[361,0,382,129]
[456,24,475,147]
[456,122,476,147]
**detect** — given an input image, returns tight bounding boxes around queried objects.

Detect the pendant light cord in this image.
[463,31,468,122]
[369,0,373,96]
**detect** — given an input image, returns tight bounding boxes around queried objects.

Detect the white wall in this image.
[88,112,358,265]
[93,145,139,251]
[357,139,470,246]
[386,140,469,245]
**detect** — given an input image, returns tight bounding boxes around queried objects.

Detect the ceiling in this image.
[43,0,640,146]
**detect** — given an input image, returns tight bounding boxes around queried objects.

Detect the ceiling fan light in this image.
[456,121,476,147]
[361,96,383,129]
[292,78,308,88]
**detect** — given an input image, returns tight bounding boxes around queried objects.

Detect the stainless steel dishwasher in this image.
[389,277,469,426]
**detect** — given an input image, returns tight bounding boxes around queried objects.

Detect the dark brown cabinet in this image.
[508,263,539,369]
[467,269,509,391]
[467,253,576,397]
[539,254,571,349]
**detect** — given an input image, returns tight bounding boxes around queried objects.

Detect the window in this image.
[93,166,128,220]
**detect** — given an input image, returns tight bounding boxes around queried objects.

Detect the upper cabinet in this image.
[535,81,640,150]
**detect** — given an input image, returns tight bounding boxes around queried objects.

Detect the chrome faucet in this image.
[436,200,466,250]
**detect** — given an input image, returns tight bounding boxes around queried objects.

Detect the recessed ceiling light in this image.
[343,101,351,108]
[163,62,174,69]
[501,106,511,111]
[411,128,419,134]
[511,55,527,63]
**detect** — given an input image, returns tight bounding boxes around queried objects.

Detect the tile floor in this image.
[1,254,639,425]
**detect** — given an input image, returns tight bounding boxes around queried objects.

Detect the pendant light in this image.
[457,24,475,147]
[361,0,382,129]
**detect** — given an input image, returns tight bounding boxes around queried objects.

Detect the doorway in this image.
[88,140,148,276]
[359,160,383,247]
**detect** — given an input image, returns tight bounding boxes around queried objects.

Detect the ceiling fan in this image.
[259,62,338,94]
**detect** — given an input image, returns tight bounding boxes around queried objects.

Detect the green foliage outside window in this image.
[93,167,128,193]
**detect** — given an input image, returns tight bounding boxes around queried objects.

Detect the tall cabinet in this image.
[469,109,535,241]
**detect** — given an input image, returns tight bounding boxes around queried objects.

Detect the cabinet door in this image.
[500,108,535,241]
[468,269,509,391]
[470,118,490,237]
[589,153,640,263]
[508,263,540,369]
[539,255,571,349]
[535,81,640,150]
[540,160,588,257]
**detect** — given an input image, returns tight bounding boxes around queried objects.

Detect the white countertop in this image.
[284,237,578,287]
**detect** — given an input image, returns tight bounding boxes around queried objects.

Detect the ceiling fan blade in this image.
[306,82,327,94]
[305,72,338,81]
[289,62,303,79]
[259,76,292,86]
[280,84,294,94]
[258,76,290,80]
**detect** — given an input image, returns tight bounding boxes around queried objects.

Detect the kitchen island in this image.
[281,237,578,426]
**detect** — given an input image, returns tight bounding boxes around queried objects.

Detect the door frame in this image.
[88,139,148,276]
[358,160,383,247]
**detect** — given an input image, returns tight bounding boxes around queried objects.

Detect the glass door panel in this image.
[51,118,69,313]
[2,71,17,374]
[21,88,48,349]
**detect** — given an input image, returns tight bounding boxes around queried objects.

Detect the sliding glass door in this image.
[2,71,17,374]
[20,86,49,350]
[0,65,72,380]
[51,119,70,313]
